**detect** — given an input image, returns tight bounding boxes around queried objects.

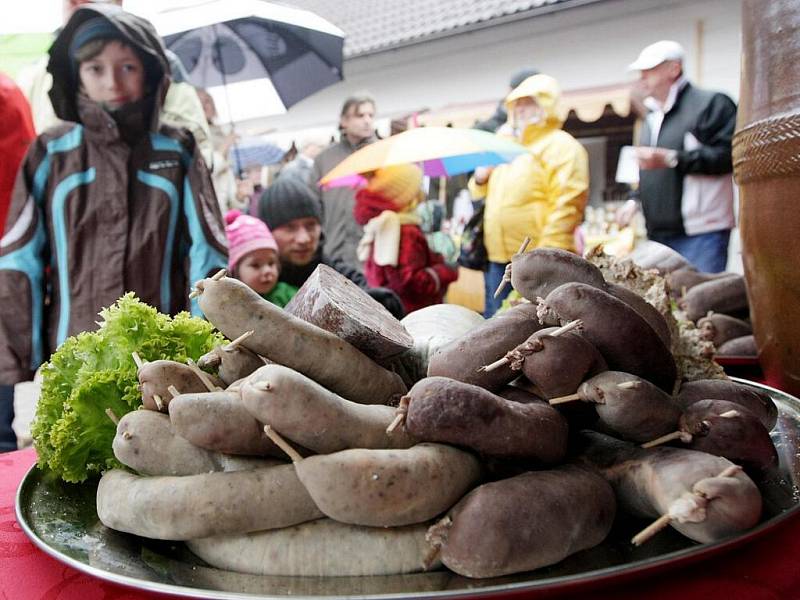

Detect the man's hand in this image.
[473,166,495,185]
[636,147,678,170]
[615,199,640,227]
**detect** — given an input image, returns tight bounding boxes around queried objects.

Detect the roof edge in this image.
[344,0,609,59]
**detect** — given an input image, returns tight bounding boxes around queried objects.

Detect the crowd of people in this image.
[0,1,738,451]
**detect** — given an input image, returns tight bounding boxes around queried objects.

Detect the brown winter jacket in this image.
[0,5,227,385]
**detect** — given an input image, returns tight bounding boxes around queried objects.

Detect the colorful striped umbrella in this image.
[319,127,527,188]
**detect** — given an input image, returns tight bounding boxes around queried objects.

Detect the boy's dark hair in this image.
[73,37,118,63]
[340,94,375,118]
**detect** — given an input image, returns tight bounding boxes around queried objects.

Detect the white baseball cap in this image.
[628,40,686,71]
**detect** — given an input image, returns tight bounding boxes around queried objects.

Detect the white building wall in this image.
[242,0,744,273]
[239,0,742,137]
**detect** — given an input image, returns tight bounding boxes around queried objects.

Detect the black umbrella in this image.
[154,0,344,118]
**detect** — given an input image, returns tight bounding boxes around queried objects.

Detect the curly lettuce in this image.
[31,293,225,482]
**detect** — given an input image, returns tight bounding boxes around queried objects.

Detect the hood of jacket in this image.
[47,4,170,128]
[504,74,564,144]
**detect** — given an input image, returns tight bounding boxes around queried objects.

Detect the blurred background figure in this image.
[619,40,736,273]
[470,74,588,317]
[279,136,326,184]
[473,67,539,133]
[310,93,377,279]
[0,72,35,235]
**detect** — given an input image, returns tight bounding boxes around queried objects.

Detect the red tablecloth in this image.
[3,447,800,600]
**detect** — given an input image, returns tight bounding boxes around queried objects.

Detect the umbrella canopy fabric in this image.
[319,127,528,188]
[230,138,286,170]
[153,0,344,122]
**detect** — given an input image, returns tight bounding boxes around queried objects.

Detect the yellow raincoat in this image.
[469,74,589,263]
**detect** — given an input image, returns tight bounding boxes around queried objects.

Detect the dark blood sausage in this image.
[427,303,547,392]
[138,359,223,411]
[679,399,778,475]
[716,335,758,357]
[541,283,677,392]
[697,313,752,348]
[510,247,606,302]
[427,466,616,578]
[509,248,672,350]
[680,275,749,322]
[676,379,777,430]
[604,282,672,350]
[197,344,264,387]
[628,240,690,274]
[511,327,607,399]
[577,431,762,544]
[403,376,568,464]
[666,268,738,298]
[576,371,682,443]
[284,264,414,362]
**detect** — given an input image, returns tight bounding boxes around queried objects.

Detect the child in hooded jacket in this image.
[0,4,227,390]
[353,164,458,314]
[225,210,297,308]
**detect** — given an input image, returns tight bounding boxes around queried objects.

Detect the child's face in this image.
[238,248,280,296]
[78,40,145,110]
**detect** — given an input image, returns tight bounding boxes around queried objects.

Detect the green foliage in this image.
[31,293,224,482]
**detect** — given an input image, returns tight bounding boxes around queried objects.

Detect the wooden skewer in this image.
[550,319,583,336]
[632,513,673,546]
[186,358,222,392]
[153,394,164,412]
[211,268,227,281]
[167,385,181,398]
[640,430,692,449]
[492,237,531,299]
[386,396,410,434]
[479,354,512,374]
[105,408,120,425]
[223,330,254,352]
[718,464,742,478]
[131,352,144,369]
[548,392,582,405]
[263,425,303,463]
[719,410,740,419]
[479,318,584,373]
[632,464,742,546]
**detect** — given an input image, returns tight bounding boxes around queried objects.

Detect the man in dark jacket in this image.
[308,94,377,278]
[622,40,736,273]
[257,177,404,318]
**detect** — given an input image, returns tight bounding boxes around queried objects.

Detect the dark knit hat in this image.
[69,16,126,63]
[258,177,322,230]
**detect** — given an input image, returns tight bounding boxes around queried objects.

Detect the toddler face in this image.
[238,248,280,296]
[78,40,145,110]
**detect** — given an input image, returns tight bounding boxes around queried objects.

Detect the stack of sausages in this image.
[95,256,776,580]
[632,240,757,358]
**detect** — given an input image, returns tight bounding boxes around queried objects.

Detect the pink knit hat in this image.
[225,210,278,271]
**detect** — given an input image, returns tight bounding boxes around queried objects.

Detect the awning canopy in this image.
[412,82,633,128]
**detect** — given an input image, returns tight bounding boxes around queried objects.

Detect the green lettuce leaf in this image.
[31,293,225,482]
